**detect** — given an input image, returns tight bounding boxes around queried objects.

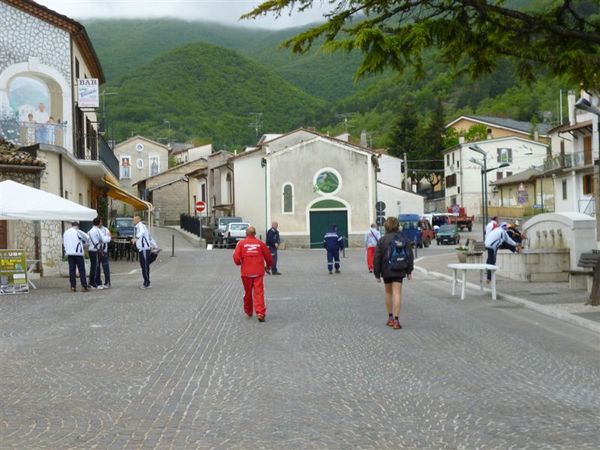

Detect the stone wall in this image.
[40,220,62,276]
[0,169,40,266]
[0,3,71,82]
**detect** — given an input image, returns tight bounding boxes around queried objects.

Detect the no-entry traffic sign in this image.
[195,200,206,213]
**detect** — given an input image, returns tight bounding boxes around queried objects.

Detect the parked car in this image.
[110,217,135,238]
[398,214,423,248]
[436,224,460,245]
[225,222,250,248]
[213,216,242,247]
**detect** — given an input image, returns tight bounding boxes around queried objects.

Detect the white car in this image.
[225,222,250,248]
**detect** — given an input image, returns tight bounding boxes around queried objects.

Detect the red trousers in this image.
[241,276,266,317]
[366,246,376,271]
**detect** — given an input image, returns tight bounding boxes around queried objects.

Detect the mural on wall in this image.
[0,2,71,147]
[120,156,131,179]
[314,170,340,194]
[149,155,160,177]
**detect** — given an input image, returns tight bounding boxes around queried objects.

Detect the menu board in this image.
[0,249,28,294]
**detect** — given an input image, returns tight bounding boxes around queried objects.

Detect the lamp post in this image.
[469,144,509,238]
[164,119,171,149]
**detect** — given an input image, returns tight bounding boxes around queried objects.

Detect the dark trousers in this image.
[68,255,87,289]
[97,252,110,285]
[327,249,341,271]
[486,247,497,281]
[269,247,278,273]
[88,250,100,287]
[139,249,151,287]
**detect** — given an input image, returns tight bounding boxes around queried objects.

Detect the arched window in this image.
[282,183,293,213]
[226,173,232,204]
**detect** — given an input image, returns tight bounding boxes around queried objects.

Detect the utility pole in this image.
[403,152,408,191]
[249,113,263,139]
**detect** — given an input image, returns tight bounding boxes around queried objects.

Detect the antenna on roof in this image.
[249,112,263,138]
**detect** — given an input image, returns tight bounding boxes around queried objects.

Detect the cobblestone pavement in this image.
[1,229,599,449]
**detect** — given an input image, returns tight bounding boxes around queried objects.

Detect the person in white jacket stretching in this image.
[63,221,90,292]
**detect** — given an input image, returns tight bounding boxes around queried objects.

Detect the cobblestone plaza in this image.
[1,230,599,449]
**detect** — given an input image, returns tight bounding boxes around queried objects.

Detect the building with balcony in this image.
[546,91,598,218]
[0,0,148,275]
[443,136,548,219]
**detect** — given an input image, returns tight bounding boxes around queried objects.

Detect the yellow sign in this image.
[0,249,29,294]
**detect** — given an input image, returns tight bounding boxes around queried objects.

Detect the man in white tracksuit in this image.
[88,217,110,289]
[484,222,520,281]
[63,221,90,292]
[132,215,152,289]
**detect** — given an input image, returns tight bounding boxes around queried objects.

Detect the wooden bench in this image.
[578,251,600,305]
[577,251,600,271]
[447,263,499,300]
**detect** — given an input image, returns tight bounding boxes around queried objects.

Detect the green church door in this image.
[309,210,348,249]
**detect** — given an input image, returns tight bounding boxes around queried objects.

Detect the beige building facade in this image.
[0,0,148,275]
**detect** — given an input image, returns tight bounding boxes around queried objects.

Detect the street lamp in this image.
[164,119,171,149]
[469,144,510,238]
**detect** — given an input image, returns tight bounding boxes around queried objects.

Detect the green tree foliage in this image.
[105,43,326,146]
[387,98,421,184]
[243,0,600,90]
[419,98,446,187]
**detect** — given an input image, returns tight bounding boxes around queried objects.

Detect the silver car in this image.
[225,222,250,248]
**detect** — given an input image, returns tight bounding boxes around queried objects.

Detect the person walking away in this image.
[132,215,152,289]
[63,221,89,292]
[98,218,112,288]
[266,221,282,275]
[373,217,414,329]
[485,216,499,236]
[233,226,273,322]
[324,225,344,274]
[87,218,107,289]
[364,223,380,273]
[484,222,521,282]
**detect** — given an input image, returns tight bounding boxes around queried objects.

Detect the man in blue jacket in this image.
[323,225,344,274]
[265,221,282,275]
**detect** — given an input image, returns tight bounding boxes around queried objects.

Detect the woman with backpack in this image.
[373,216,414,329]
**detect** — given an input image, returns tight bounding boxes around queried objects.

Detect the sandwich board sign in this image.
[0,249,29,294]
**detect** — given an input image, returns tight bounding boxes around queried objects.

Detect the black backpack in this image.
[387,233,409,272]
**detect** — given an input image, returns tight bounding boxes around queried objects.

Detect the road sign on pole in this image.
[195,200,206,213]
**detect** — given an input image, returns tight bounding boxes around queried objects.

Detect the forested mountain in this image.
[85,18,571,148]
[106,43,326,147]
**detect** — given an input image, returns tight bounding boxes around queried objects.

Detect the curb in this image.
[414,265,600,334]
[162,226,205,248]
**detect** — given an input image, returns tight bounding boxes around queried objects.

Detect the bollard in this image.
[171,234,175,257]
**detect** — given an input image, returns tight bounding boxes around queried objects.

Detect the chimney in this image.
[360,130,368,147]
[568,90,576,125]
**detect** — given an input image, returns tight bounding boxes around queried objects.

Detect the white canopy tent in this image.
[0,180,97,221]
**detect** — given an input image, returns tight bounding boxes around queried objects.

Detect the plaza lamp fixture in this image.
[469,144,509,238]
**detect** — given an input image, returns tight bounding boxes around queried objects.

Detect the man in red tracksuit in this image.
[233,226,273,322]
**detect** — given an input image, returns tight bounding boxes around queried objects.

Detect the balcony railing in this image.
[545,150,595,171]
[0,117,67,147]
[99,135,119,179]
[0,115,119,179]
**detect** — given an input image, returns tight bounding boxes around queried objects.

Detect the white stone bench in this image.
[447,263,499,300]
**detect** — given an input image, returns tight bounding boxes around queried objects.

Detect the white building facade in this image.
[443,136,548,218]
[232,130,424,246]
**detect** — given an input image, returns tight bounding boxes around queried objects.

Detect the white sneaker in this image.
[103,283,110,289]
[96,285,105,290]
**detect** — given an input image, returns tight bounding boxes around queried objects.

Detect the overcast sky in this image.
[35,0,329,29]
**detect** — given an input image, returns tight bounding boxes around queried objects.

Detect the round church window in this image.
[314,169,340,194]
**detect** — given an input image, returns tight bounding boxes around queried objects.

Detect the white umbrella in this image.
[0,180,98,221]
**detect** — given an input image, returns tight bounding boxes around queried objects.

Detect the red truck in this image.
[447,207,474,232]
